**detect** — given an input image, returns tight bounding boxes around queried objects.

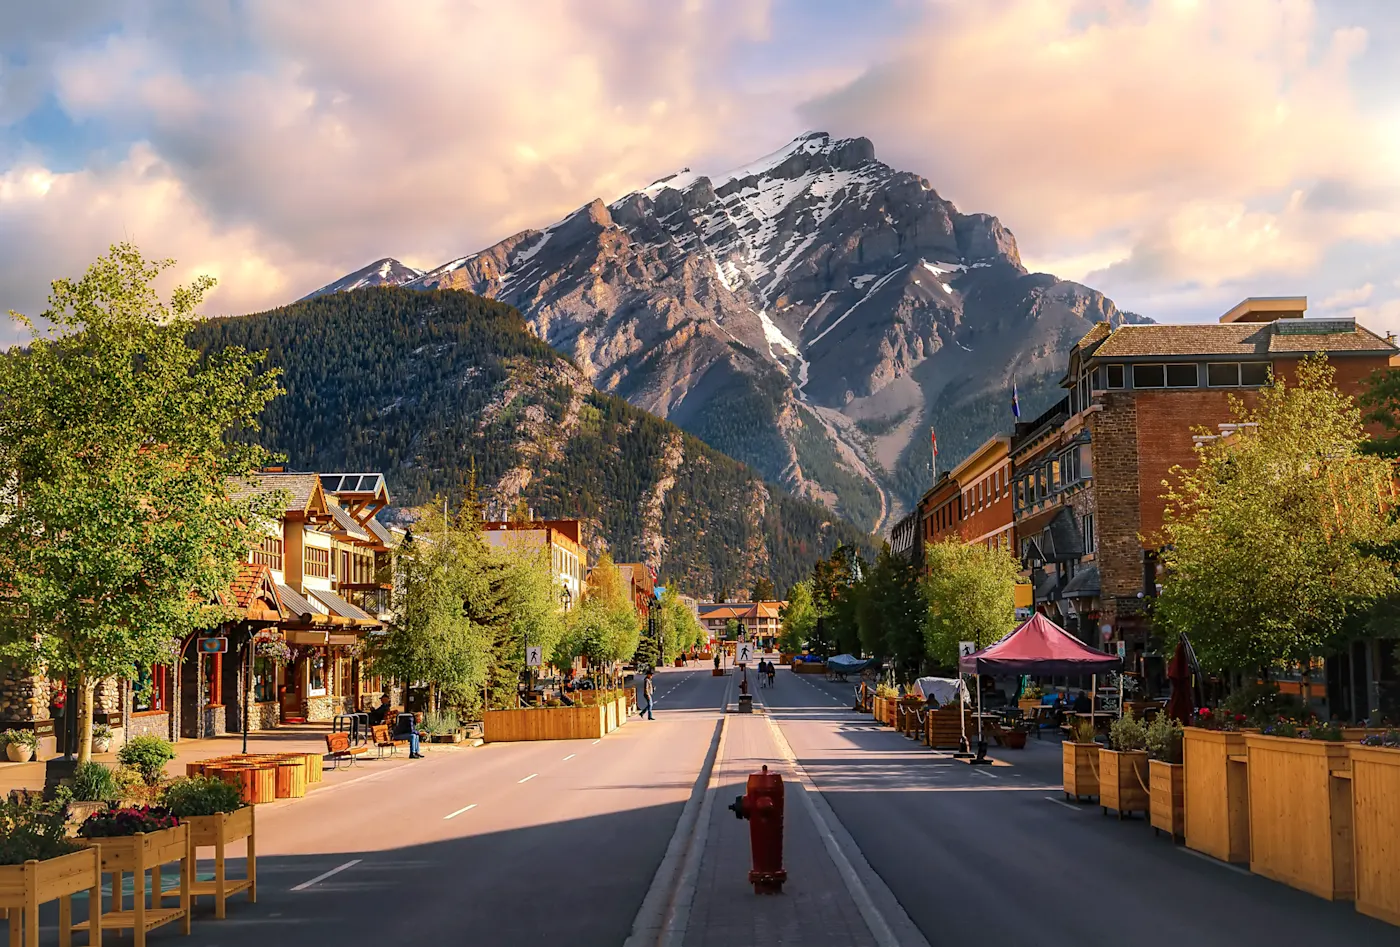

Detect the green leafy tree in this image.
[0,244,282,763]
[1156,355,1399,673]
[372,499,496,715]
[778,581,817,654]
[492,537,566,680]
[657,586,703,661]
[811,546,864,655]
[583,554,641,670]
[859,545,927,682]
[724,618,741,641]
[923,539,1019,667]
[751,577,776,601]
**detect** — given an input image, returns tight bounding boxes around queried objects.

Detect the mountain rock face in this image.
[308,133,1145,532]
[302,258,423,298]
[196,288,872,597]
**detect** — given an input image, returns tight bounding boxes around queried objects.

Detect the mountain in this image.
[194,287,873,597]
[307,133,1146,532]
[301,257,423,298]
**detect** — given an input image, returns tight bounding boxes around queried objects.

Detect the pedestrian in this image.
[767,660,776,689]
[642,670,655,720]
[368,693,391,726]
[394,710,426,758]
[713,653,721,672]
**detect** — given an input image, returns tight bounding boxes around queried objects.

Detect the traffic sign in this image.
[198,637,228,655]
[736,642,753,664]
[526,646,543,667]
[1116,641,1126,659]
[958,641,976,658]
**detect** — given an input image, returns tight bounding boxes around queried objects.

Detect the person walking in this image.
[641,670,656,720]
[713,653,721,673]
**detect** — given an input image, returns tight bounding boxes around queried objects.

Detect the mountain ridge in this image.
[305,132,1147,532]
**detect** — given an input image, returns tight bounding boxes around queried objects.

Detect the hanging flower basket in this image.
[253,631,292,664]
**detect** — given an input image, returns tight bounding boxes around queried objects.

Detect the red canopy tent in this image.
[958,613,1123,676]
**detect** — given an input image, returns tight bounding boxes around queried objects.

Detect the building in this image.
[916,472,964,555]
[616,563,658,619]
[1047,297,1397,706]
[948,434,1015,552]
[889,509,919,564]
[698,601,784,650]
[481,519,586,610]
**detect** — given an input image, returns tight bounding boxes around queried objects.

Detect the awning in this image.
[286,629,329,646]
[1061,565,1100,599]
[1032,570,1062,603]
[959,613,1123,676]
[276,584,325,622]
[307,589,376,624]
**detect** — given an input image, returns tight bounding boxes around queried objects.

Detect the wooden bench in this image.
[371,724,408,759]
[325,731,367,769]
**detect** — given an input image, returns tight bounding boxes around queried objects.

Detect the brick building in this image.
[915,472,965,553]
[948,435,1015,551]
[1050,297,1396,695]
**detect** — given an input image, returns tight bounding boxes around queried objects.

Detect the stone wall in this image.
[127,712,172,741]
[304,695,353,722]
[1088,392,1142,629]
[0,664,49,724]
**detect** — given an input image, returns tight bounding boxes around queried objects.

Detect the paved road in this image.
[765,670,1397,946]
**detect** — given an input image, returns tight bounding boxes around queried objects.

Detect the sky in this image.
[2,0,1398,345]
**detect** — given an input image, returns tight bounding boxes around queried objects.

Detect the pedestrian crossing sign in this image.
[736,642,752,664]
[526,646,543,667]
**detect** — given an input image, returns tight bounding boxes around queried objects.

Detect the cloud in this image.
[1321,283,1375,309]
[801,0,1400,296]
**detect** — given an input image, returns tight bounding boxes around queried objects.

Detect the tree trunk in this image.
[75,674,96,765]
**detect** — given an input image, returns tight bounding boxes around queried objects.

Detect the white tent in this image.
[912,676,969,706]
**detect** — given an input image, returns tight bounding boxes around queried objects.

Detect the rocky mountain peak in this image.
[301,257,423,300]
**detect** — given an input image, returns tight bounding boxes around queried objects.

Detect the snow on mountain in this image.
[302,258,424,299]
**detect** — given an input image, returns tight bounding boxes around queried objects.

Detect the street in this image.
[15,663,1395,946]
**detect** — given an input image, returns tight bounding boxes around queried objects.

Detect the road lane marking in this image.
[970,768,998,778]
[291,859,362,891]
[562,753,576,761]
[518,773,537,783]
[1044,796,1081,811]
[443,803,477,820]
[592,739,601,745]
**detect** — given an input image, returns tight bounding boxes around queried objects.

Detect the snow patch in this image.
[810,265,907,348]
[756,309,800,359]
[941,283,954,295]
[802,290,837,328]
[956,341,973,352]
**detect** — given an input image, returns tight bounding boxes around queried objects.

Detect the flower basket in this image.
[164,806,255,919]
[1099,748,1149,819]
[0,848,103,945]
[1349,743,1400,925]
[1183,728,1250,864]
[1244,733,1353,901]
[1062,741,1099,802]
[77,823,191,946]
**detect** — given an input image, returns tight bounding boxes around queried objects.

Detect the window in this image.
[253,656,278,703]
[304,546,330,578]
[1083,513,1096,554]
[1077,371,1091,413]
[203,651,222,705]
[1207,362,1239,387]
[308,651,326,696]
[1132,364,1165,388]
[1106,364,1125,389]
[1241,362,1270,386]
[133,665,169,713]
[253,536,283,571]
[1166,364,1199,387]
[1050,459,1061,490]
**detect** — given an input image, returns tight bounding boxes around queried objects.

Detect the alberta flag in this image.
[1012,378,1021,419]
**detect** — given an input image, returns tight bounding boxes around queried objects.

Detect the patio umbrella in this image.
[1166,636,1194,724]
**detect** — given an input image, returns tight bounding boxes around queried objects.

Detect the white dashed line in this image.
[444,803,477,820]
[519,773,537,783]
[562,754,575,761]
[1044,796,1080,811]
[292,859,362,891]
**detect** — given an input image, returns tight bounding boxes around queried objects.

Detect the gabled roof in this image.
[326,503,373,542]
[230,472,328,516]
[227,563,282,614]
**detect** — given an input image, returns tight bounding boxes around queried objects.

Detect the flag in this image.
[930,427,938,456]
[1012,378,1021,419]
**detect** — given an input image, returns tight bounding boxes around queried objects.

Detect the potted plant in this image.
[0,797,104,945]
[1146,713,1185,840]
[2,727,38,763]
[117,735,177,786]
[91,722,114,754]
[160,776,256,919]
[423,711,463,744]
[1062,718,1100,802]
[78,804,191,942]
[1100,712,1150,819]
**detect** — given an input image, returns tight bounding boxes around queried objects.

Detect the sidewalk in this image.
[683,711,879,947]
[1,723,465,798]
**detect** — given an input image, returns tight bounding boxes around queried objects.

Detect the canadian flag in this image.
[930,428,938,456]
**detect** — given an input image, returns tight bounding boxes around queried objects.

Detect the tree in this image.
[0,244,283,762]
[372,499,497,714]
[725,618,742,641]
[657,586,703,662]
[811,546,864,655]
[859,546,927,682]
[494,539,566,693]
[923,539,1019,668]
[751,577,776,602]
[582,554,641,672]
[778,581,817,654]
[1156,356,1399,673]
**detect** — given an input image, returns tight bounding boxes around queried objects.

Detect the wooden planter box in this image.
[210,762,277,805]
[1149,760,1185,840]
[926,707,969,749]
[483,705,607,742]
[870,696,886,724]
[1062,742,1099,802]
[431,732,463,744]
[78,823,191,946]
[616,696,630,726]
[275,759,307,799]
[1100,749,1149,819]
[1245,734,1353,901]
[899,701,923,738]
[1184,728,1251,864]
[1349,744,1400,925]
[1017,697,1041,714]
[793,662,827,675]
[166,806,256,919]
[0,847,103,946]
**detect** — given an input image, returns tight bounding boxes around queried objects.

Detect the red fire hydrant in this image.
[727,764,786,893]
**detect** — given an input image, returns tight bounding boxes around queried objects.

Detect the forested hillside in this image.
[194,288,874,596]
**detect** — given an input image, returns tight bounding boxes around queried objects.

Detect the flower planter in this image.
[77,823,192,946]
[274,759,307,799]
[483,705,608,741]
[210,762,278,805]
[0,847,103,946]
[926,707,969,750]
[431,732,463,744]
[1244,734,1353,901]
[1183,728,1251,864]
[92,739,112,754]
[165,806,256,919]
[997,729,1028,750]
[1099,749,1149,819]
[5,742,34,763]
[792,661,827,675]
[1062,742,1099,802]
[1149,760,1185,840]
[1349,744,1400,925]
